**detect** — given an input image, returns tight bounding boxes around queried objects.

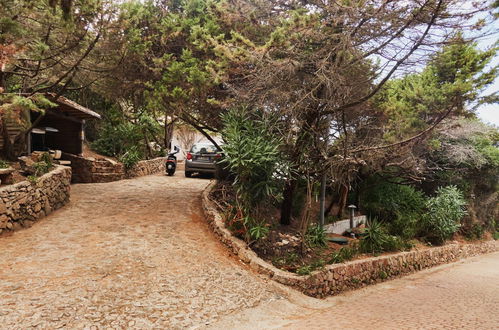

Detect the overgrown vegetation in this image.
[1,0,497,275]
[221,108,283,242]
[422,186,467,245]
[31,152,54,177]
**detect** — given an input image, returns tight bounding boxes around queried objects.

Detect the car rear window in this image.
[191,144,217,153]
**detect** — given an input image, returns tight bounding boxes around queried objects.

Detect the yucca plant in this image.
[360,219,389,254]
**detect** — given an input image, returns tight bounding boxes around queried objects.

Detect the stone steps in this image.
[91,173,124,183]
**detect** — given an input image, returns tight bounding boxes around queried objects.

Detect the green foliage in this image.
[91,109,161,165]
[221,108,283,213]
[422,186,466,245]
[32,153,53,177]
[359,220,389,254]
[378,35,498,141]
[296,265,312,276]
[383,235,414,252]
[464,223,485,241]
[305,224,327,248]
[328,245,359,264]
[296,258,326,276]
[27,175,38,184]
[358,219,412,254]
[273,253,299,268]
[92,121,144,157]
[248,224,270,241]
[0,160,8,169]
[119,146,142,170]
[39,152,53,167]
[361,177,426,239]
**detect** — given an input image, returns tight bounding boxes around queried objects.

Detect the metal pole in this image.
[319,173,327,228]
[348,205,357,238]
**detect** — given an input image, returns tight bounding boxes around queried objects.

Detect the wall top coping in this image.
[0,165,70,194]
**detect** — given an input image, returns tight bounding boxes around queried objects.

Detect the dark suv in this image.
[185,143,222,177]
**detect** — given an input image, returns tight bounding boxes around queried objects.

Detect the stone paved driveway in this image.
[0,173,282,329]
[2,171,498,329]
[211,251,499,329]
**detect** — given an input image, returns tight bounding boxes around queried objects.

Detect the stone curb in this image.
[202,180,499,298]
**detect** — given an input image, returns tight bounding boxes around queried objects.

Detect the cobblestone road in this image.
[0,173,282,329]
[2,172,498,329]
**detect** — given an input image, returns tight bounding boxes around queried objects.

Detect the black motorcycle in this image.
[165,146,180,176]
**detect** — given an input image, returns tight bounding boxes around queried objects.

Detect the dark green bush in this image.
[422,185,466,245]
[92,122,143,157]
[221,108,283,212]
[359,220,411,254]
[119,146,142,170]
[32,153,53,177]
[361,177,426,239]
[248,223,270,241]
[305,224,327,247]
[359,220,389,254]
[464,223,485,241]
[328,244,359,264]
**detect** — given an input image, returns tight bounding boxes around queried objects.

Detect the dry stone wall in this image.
[0,166,71,235]
[126,157,167,178]
[202,181,499,298]
[63,153,166,183]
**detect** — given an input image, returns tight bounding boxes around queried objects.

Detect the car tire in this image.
[185,171,192,178]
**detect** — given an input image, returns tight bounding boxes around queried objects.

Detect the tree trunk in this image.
[324,197,335,217]
[143,130,153,159]
[336,184,349,218]
[164,118,175,150]
[280,179,296,225]
[0,118,15,160]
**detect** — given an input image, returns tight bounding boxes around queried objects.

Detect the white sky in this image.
[469,8,498,126]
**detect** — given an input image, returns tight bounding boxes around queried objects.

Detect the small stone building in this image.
[30,94,101,155]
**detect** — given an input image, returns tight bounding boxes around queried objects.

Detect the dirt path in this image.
[0,173,284,329]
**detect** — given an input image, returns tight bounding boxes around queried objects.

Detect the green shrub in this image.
[0,160,8,168]
[33,161,51,176]
[383,235,413,252]
[40,152,52,166]
[296,265,312,276]
[273,253,299,268]
[92,122,143,157]
[119,146,142,170]
[328,244,359,264]
[422,185,466,245]
[27,175,38,184]
[361,177,426,239]
[359,220,411,254]
[359,220,389,254]
[221,108,283,212]
[249,224,269,241]
[464,223,484,241]
[305,224,327,247]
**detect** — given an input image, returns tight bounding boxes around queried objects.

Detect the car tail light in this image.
[215,153,222,159]
[186,152,192,160]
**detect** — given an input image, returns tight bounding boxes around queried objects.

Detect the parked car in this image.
[185,143,223,177]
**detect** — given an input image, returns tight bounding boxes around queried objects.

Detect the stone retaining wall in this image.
[202,181,499,298]
[63,153,166,183]
[62,153,123,183]
[0,166,71,235]
[126,157,167,178]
